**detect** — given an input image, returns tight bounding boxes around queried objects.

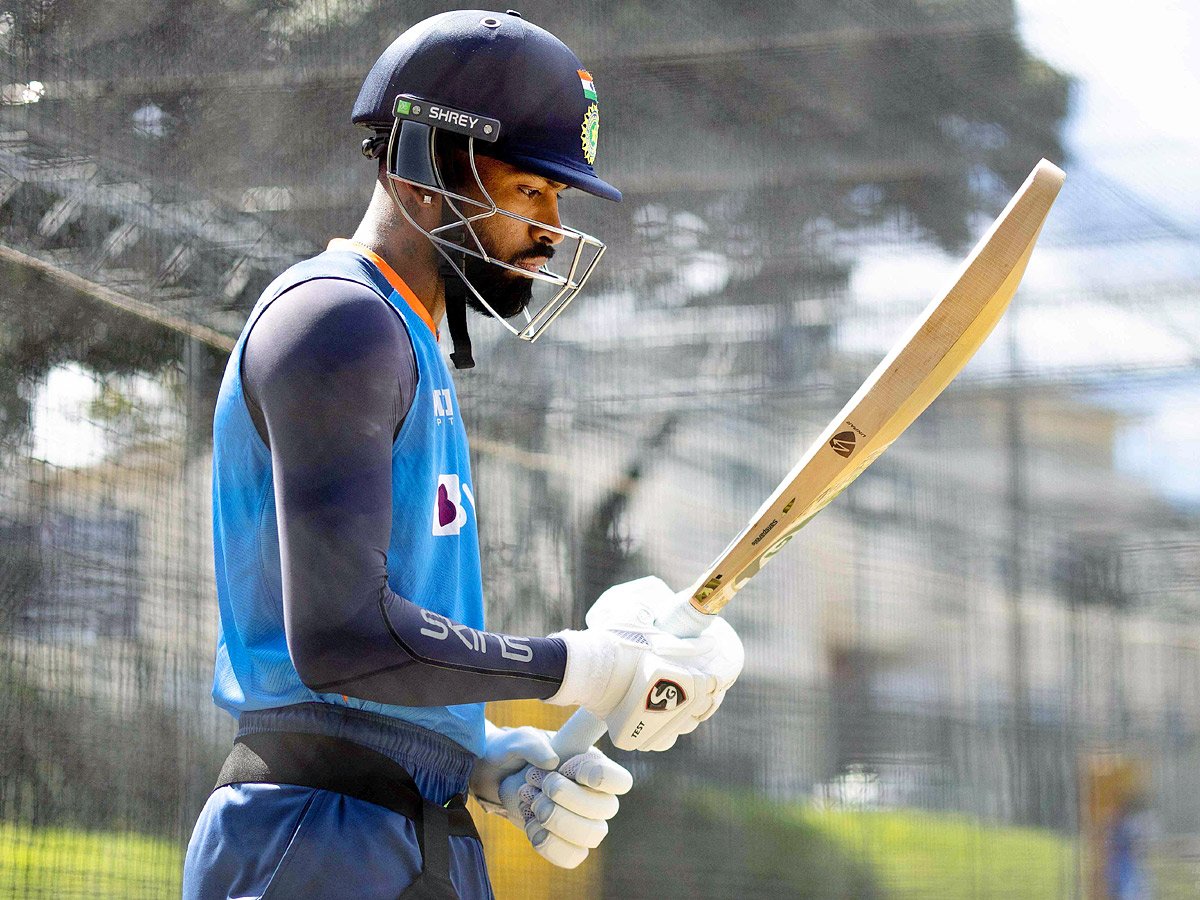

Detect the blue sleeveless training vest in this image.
[209,240,485,755]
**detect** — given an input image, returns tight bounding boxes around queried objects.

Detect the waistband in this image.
[214,731,475,899]
[237,702,476,805]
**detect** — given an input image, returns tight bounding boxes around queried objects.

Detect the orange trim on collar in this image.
[327,238,439,341]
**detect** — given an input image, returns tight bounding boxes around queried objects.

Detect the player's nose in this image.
[530,198,565,246]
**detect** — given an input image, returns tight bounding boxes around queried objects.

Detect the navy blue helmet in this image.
[353,9,620,202]
[352,10,618,366]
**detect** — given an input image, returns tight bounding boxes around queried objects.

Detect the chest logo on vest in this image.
[432,387,454,423]
[433,474,471,535]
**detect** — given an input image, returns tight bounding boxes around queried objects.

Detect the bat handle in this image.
[656,595,714,639]
[550,596,715,759]
[550,709,607,759]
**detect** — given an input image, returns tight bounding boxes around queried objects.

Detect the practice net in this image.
[1,2,1197,898]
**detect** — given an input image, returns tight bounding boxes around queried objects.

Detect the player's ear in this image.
[385,174,442,221]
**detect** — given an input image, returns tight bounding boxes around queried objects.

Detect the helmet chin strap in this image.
[437,199,476,370]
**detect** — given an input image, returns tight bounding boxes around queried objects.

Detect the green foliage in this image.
[691,790,883,899]
[4,809,1193,900]
[800,807,1076,900]
[0,823,182,900]
[608,781,1088,900]
[604,780,881,899]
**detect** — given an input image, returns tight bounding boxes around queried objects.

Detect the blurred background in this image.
[0,1,1197,898]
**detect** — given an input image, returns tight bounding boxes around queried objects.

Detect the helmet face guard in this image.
[383,101,606,343]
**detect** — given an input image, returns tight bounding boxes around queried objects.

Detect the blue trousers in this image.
[183,783,494,900]
[184,705,492,900]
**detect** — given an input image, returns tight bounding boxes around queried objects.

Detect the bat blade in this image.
[688,158,1065,615]
[549,158,1065,759]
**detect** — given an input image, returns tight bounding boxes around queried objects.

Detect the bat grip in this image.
[656,595,713,639]
[550,596,715,759]
[550,709,607,759]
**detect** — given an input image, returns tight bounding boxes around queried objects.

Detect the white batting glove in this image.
[470,721,559,816]
[469,722,632,869]
[546,576,744,752]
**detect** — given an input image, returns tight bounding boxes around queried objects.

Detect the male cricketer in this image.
[183,9,744,900]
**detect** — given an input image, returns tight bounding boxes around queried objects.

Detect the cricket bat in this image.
[550,158,1065,759]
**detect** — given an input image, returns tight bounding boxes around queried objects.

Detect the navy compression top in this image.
[237,261,569,710]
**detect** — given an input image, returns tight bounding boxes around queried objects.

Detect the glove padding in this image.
[469,723,632,869]
[548,576,744,752]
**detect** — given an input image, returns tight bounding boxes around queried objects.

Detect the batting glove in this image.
[546,576,744,751]
[469,721,632,869]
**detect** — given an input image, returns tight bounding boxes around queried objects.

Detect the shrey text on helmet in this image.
[428,106,479,129]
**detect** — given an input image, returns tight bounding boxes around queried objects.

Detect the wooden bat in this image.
[550,158,1065,759]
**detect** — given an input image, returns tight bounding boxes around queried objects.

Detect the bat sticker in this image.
[829,431,857,458]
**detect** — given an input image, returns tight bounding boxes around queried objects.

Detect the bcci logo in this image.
[646,679,686,711]
[581,103,599,165]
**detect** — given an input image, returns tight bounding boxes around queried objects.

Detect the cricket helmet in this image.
[353,9,620,365]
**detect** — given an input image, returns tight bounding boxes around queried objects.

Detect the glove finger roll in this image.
[527,825,590,870]
[531,794,610,848]
[561,752,633,795]
[540,771,621,819]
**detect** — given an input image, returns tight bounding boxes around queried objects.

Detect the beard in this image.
[459,248,550,320]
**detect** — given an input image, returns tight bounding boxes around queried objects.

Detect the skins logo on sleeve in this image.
[418,608,534,661]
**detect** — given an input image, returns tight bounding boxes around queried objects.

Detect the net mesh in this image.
[1,1,1197,898]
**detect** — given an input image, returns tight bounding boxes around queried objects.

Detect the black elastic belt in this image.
[214,730,477,899]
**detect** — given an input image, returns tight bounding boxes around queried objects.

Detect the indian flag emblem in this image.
[577,69,597,101]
